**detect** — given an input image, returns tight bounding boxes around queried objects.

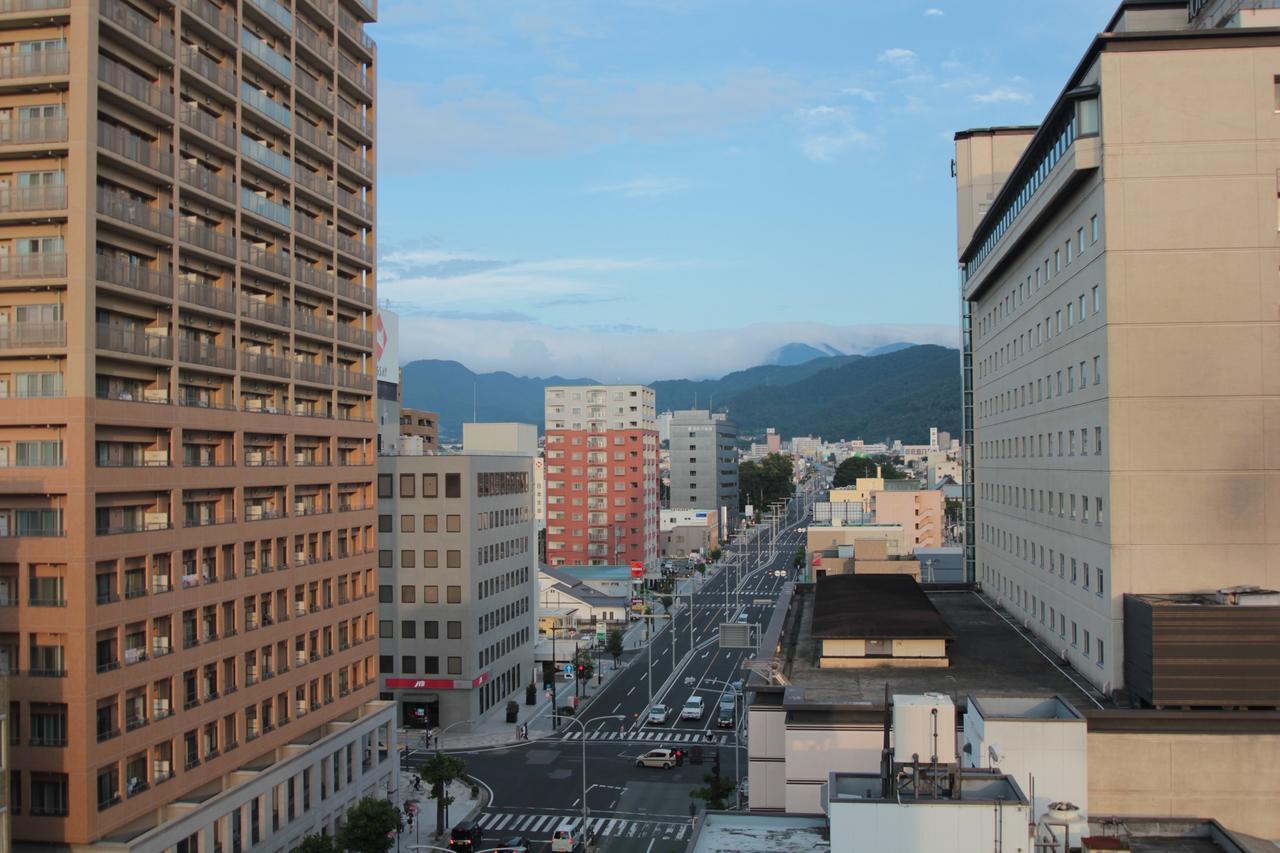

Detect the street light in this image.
[700,678,747,809]
[427,718,476,831]
[552,713,625,846]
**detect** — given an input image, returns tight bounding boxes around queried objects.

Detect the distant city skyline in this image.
[370,0,1116,380]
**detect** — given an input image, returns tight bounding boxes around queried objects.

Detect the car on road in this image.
[493,836,530,852]
[550,827,579,851]
[448,819,484,850]
[681,695,705,720]
[737,611,750,623]
[635,748,678,768]
[717,699,736,728]
[647,704,670,724]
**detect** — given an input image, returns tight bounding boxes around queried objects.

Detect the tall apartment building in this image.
[955,0,1280,692]
[0,0,395,847]
[376,450,537,729]
[667,409,738,532]
[544,385,659,567]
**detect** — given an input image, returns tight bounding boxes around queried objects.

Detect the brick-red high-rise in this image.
[543,385,658,567]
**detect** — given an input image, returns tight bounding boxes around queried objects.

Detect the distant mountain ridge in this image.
[767,342,845,365]
[400,345,960,444]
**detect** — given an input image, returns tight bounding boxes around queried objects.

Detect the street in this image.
[445,479,823,852]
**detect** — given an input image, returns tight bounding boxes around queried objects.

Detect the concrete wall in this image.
[1087,730,1280,839]
[829,797,1031,853]
[747,704,786,811]
[963,708,1088,816]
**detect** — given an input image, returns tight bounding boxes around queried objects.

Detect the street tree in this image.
[691,770,737,811]
[335,796,402,853]
[738,453,794,514]
[571,647,595,681]
[606,628,624,665]
[297,834,338,853]
[419,752,468,835]
[831,455,905,487]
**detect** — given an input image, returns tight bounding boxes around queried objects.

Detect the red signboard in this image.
[385,672,489,691]
[630,561,645,578]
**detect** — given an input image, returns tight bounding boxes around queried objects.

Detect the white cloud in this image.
[972,85,1032,104]
[842,86,880,102]
[584,177,694,198]
[924,7,944,16]
[798,105,869,162]
[390,317,959,382]
[877,47,917,67]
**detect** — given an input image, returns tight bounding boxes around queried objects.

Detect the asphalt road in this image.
[450,478,825,852]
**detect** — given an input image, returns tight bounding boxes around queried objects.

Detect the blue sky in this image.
[369,0,1117,381]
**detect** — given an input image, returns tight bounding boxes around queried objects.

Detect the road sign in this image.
[596,631,605,641]
[563,663,572,675]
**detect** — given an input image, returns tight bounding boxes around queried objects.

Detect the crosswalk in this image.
[476,811,691,842]
[561,728,732,742]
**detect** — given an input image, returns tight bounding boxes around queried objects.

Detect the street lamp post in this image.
[553,714,625,847]
[701,678,746,810]
[429,718,475,830]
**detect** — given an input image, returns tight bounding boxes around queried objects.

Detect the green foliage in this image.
[297,833,339,853]
[572,647,595,680]
[691,770,738,811]
[831,455,906,487]
[419,753,468,835]
[793,548,804,568]
[335,796,401,853]
[738,453,794,512]
[708,546,722,561]
[606,628,625,663]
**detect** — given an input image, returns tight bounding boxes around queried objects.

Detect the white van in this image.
[681,695,705,720]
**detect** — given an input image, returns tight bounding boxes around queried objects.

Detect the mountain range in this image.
[400,344,961,445]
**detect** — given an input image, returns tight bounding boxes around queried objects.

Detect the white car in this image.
[647,704,670,725]
[635,748,677,769]
[681,695,705,720]
[551,828,578,851]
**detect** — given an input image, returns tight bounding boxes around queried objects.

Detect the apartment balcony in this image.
[241,135,292,179]
[296,167,334,201]
[294,309,334,338]
[178,339,235,370]
[300,0,334,19]
[348,0,376,23]
[0,115,67,146]
[246,0,292,33]
[241,31,291,87]
[337,55,372,101]
[101,0,175,57]
[241,189,291,229]
[179,104,235,151]
[240,295,290,328]
[338,7,375,60]
[181,0,236,44]
[294,360,333,385]
[336,232,371,263]
[336,322,372,349]
[97,188,174,237]
[180,160,235,204]
[335,367,371,391]
[294,69,334,109]
[241,82,291,130]
[180,219,237,259]
[296,215,334,247]
[181,45,237,97]
[336,189,371,222]
[179,278,234,314]
[296,262,336,294]
[96,323,171,360]
[0,0,71,14]
[336,278,373,306]
[0,184,66,215]
[0,48,67,81]
[98,56,174,116]
[242,243,289,277]
[336,146,373,181]
[295,118,334,157]
[240,350,291,378]
[0,252,65,283]
[295,22,333,66]
[337,101,372,142]
[0,320,65,349]
[98,121,174,175]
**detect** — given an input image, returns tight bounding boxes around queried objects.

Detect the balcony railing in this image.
[0,321,66,348]
[294,69,333,108]
[102,0,175,55]
[0,116,67,146]
[337,146,373,180]
[241,82,291,128]
[0,0,71,12]
[296,167,333,200]
[337,190,370,220]
[242,243,289,276]
[336,278,373,306]
[96,323,171,359]
[294,309,334,337]
[179,338,235,369]
[294,118,333,154]
[240,295,290,327]
[295,23,333,64]
[242,29,291,81]
[240,350,291,378]
[336,367,372,391]
[97,188,174,236]
[181,45,236,95]
[182,0,236,42]
[296,261,336,293]
[180,219,237,258]
[98,56,173,114]
[98,121,174,174]
[336,323,373,348]
[247,0,291,30]
[296,214,333,246]
[241,188,291,227]
[180,160,235,203]
[179,278,234,313]
[338,55,372,99]
[336,232,372,263]
[0,49,68,79]
[0,252,65,281]
[337,102,372,138]
[180,104,236,150]
[293,360,332,385]
[338,8,375,56]
[241,134,292,178]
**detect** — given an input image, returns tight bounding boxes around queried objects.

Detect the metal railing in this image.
[241,82,291,128]
[182,0,236,41]
[98,120,173,174]
[240,350,291,378]
[179,278,234,313]
[180,104,236,149]
[296,214,333,245]
[294,119,333,157]
[0,183,66,213]
[102,0,174,55]
[294,69,333,107]
[336,323,372,348]
[180,160,235,202]
[0,0,70,11]
[295,22,333,63]
[337,189,370,220]
[337,145,373,180]
[180,219,237,258]
[96,323,171,359]
[241,134,292,177]
[293,360,333,385]
[296,167,333,199]
[0,252,65,280]
[181,45,236,94]
[336,278,373,305]
[241,187,291,227]
[338,102,372,137]
[335,367,372,391]
[0,116,67,145]
[241,295,290,326]
[296,261,335,292]
[0,320,65,348]
[0,49,68,79]
[97,187,174,235]
[178,338,235,369]
[336,232,372,262]
[247,0,292,30]
[242,29,291,80]
[294,308,334,337]
[338,7,375,55]
[98,56,173,114]
[242,243,289,275]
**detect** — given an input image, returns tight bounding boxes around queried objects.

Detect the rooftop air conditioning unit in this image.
[892,693,956,766]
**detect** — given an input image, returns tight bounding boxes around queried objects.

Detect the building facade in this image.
[0,0,383,845]
[543,385,659,567]
[667,409,738,532]
[376,453,536,729]
[955,0,1280,691]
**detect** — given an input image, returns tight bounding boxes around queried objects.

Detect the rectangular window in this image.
[445,473,461,499]
[1079,294,1086,320]
[376,474,392,499]
[1065,239,1072,264]
[377,514,392,533]
[1083,563,1090,589]
[399,474,415,499]
[378,620,392,639]
[422,474,438,498]
[447,656,462,675]
[446,514,461,533]
[1056,310,1062,333]
[400,550,415,569]
[400,515,415,533]
[378,585,392,604]
[424,656,439,673]
[1067,302,1074,327]
[1096,567,1104,596]
[1096,497,1103,524]
[447,621,461,639]
[1095,426,1103,454]
[400,585,415,604]
[1093,356,1101,385]
[1068,366,1075,392]
[378,550,392,568]
[401,656,416,674]
[1054,249,1061,272]
[423,550,439,568]
[1097,640,1105,665]
[400,620,415,638]
[1077,227,1084,253]
[446,551,461,569]
[424,621,439,638]
[1079,361,1087,388]
[447,585,461,603]
[1090,215,1099,243]
[423,586,439,604]
[423,514,438,532]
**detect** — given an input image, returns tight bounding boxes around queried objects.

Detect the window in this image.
[399,474,415,499]
[445,473,461,498]
[377,515,392,533]
[1083,563,1090,589]
[1079,294,1086,320]
[400,515,415,533]
[447,621,462,639]
[1090,215,1098,243]
[378,585,392,604]
[400,550,415,568]
[1054,249,1061,272]
[423,514,438,532]
[1055,310,1062,333]
[447,656,462,675]
[400,585,415,604]
[378,550,392,568]
[1096,567,1104,596]
[376,475,392,499]
[401,656,416,674]
[378,621,392,638]
[1093,356,1101,385]
[1065,239,1072,264]
[423,586,439,603]
[422,474,438,498]
[446,550,461,569]
[1079,361,1087,388]
[1067,302,1074,328]
[446,514,461,533]
[1077,227,1084,253]
[1097,640,1105,666]
[424,656,439,673]
[1094,426,1103,454]
[423,550,438,568]
[1068,366,1075,393]
[1095,496,1103,524]
[446,585,461,603]
[401,620,415,638]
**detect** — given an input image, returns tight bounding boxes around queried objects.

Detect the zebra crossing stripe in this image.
[565,731,580,739]
[528,814,554,832]
[477,813,498,828]
[676,824,688,839]
[492,813,515,830]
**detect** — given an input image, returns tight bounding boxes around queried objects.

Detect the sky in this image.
[368,0,1117,382]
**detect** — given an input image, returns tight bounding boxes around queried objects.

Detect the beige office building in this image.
[956,0,1280,692]
[0,0,395,848]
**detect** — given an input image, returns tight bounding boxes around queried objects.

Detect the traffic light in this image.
[576,663,585,676]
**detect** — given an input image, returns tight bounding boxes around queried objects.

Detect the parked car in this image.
[647,704,670,725]
[681,695,705,720]
[448,819,484,850]
[635,748,678,769]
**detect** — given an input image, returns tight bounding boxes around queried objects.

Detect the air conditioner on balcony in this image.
[245,398,263,412]
[144,511,168,529]
[245,505,263,521]
[144,449,169,465]
[294,451,306,465]
[144,388,169,403]
[246,450,262,465]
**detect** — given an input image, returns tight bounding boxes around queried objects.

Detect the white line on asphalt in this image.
[626,686,635,696]
[612,703,621,712]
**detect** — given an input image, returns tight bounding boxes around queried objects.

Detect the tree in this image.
[945,498,963,526]
[738,453,795,513]
[708,546,722,562]
[335,796,401,853]
[571,647,595,682]
[420,752,468,835]
[691,769,737,811]
[606,628,624,665]
[298,834,339,853]
[831,455,905,487]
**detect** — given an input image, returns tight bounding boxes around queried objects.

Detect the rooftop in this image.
[774,587,1111,709]
[970,695,1084,721]
[688,813,829,853]
[829,769,1026,804]
[810,575,954,641]
[542,564,636,582]
[1083,816,1278,853]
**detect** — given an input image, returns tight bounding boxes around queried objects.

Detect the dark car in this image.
[448,819,484,850]
[494,837,530,852]
[717,700,736,728]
